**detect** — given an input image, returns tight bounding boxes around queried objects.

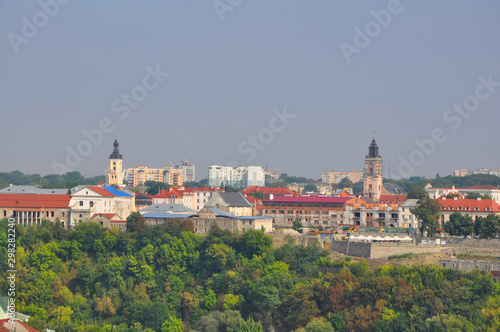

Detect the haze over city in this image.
[1,1,499,179]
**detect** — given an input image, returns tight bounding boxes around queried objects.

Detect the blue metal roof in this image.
[142,212,196,219]
[102,185,133,197]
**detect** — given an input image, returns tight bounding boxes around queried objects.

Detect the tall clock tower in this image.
[363,135,383,200]
[106,139,124,186]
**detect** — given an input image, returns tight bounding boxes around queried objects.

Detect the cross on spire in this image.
[372,130,376,139]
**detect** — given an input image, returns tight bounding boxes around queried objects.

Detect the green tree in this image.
[248,191,269,199]
[407,186,428,200]
[295,317,335,332]
[145,181,170,195]
[236,229,273,259]
[474,214,500,239]
[412,196,441,236]
[338,177,354,189]
[443,212,474,237]
[292,219,303,230]
[302,184,318,193]
[126,211,146,233]
[161,316,184,332]
[465,192,493,200]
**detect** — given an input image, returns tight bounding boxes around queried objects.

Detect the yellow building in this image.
[125,166,183,187]
[105,139,124,187]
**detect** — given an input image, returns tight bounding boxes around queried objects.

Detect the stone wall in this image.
[331,241,372,258]
[330,241,442,259]
[370,243,441,259]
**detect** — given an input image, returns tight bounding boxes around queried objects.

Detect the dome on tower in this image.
[109,139,122,159]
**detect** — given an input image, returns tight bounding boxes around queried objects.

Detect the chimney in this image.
[453,196,457,200]
[269,193,274,200]
[477,197,481,201]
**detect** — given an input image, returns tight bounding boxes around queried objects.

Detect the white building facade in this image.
[208,165,265,187]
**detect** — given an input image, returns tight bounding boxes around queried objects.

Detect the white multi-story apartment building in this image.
[208,165,265,187]
[177,159,195,183]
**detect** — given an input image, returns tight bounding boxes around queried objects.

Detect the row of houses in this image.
[0,184,269,234]
[0,185,134,229]
[259,189,500,230]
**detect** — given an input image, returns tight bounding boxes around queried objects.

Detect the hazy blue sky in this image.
[1,1,499,180]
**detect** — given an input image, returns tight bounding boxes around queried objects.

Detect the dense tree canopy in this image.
[1,218,500,331]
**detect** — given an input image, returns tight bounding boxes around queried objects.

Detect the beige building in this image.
[322,170,363,184]
[125,166,183,187]
[69,185,134,226]
[204,192,253,217]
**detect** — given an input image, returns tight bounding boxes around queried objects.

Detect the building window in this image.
[79,214,83,218]
[80,201,83,206]
[51,211,54,217]
[90,201,94,207]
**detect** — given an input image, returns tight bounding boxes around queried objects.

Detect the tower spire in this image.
[109,139,122,159]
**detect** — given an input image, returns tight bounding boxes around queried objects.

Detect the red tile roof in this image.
[262,195,350,204]
[379,195,408,204]
[181,187,224,192]
[463,185,499,190]
[241,186,295,196]
[86,186,115,197]
[153,187,184,198]
[91,213,117,219]
[0,321,40,332]
[0,194,71,209]
[135,192,153,199]
[437,198,500,212]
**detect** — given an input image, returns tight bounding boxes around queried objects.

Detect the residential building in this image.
[0,184,134,229]
[322,171,363,184]
[176,158,195,182]
[425,184,500,204]
[264,168,281,180]
[453,168,500,177]
[398,199,419,229]
[438,260,500,274]
[152,187,185,205]
[139,203,197,216]
[436,197,500,223]
[344,198,400,228]
[180,187,224,211]
[125,166,183,187]
[105,139,124,187]
[241,186,295,197]
[0,185,68,194]
[454,169,470,177]
[163,167,183,187]
[192,207,273,234]
[262,195,353,227]
[134,192,152,211]
[0,193,71,227]
[208,165,265,187]
[91,213,127,231]
[69,185,134,226]
[205,192,253,216]
[379,195,408,205]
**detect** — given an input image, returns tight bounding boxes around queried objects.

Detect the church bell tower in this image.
[106,139,124,186]
[363,134,383,200]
